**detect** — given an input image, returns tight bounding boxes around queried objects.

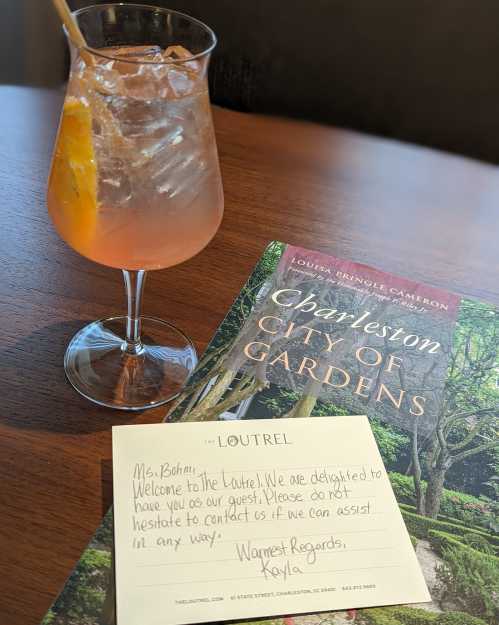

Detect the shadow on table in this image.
[0,319,141,434]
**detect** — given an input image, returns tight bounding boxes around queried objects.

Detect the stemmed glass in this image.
[47,4,223,409]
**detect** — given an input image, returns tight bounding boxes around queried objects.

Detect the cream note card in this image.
[112,416,430,625]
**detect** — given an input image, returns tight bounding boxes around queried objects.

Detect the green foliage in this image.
[171,240,286,408]
[389,472,418,504]
[445,299,499,411]
[428,530,466,556]
[437,544,499,623]
[369,419,410,466]
[433,532,499,621]
[462,533,496,555]
[410,534,418,549]
[40,610,55,625]
[436,613,490,625]
[445,443,499,501]
[360,607,488,625]
[389,472,498,531]
[262,389,303,417]
[433,298,499,505]
[389,607,437,625]
[439,492,496,531]
[399,503,498,546]
[409,298,499,520]
[218,240,285,343]
[477,476,499,534]
[92,509,114,548]
[310,398,349,417]
[361,607,401,625]
[429,529,496,558]
[401,509,498,550]
[399,503,462,531]
[261,390,347,418]
[50,548,111,621]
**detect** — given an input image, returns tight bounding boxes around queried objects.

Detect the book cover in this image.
[42,242,498,625]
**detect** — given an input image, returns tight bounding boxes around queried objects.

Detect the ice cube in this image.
[139,125,184,164]
[121,65,163,99]
[98,157,133,207]
[84,89,130,159]
[96,46,167,98]
[163,45,192,60]
[107,98,167,138]
[165,66,195,97]
[85,63,125,96]
[164,46,200,72]
[110,46,165,79]
[112,45,163,59]
[81,44,204,99]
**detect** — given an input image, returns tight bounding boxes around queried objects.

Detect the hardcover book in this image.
[42,242,498,625]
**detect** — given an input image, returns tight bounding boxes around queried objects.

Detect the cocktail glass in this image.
[47,4,223,409]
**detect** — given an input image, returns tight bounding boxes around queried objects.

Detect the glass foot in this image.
[64,316,197,410]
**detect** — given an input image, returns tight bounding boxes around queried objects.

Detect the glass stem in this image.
[122,270,147,355]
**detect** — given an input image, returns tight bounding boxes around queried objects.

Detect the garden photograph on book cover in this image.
[42,242,498,625]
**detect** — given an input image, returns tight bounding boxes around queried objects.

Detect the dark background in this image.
[2,0,499,164]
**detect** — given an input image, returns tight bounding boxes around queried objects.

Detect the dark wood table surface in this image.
[0,84,498,625]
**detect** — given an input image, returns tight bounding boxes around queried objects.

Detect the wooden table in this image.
[0,85,498,625]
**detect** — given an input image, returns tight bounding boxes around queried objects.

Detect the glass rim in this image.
[69,2,217,65]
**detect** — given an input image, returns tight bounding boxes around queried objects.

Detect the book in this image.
[41,241,499,625]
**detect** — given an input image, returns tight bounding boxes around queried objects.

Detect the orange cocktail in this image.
[47,5,223,410]
[48,45,222,270]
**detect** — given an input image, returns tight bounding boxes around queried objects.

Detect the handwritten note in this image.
[113,416,430,625]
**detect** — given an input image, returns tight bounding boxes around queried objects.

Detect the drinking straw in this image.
[51,0,93,64]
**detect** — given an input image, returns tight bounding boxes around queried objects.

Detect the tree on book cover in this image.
[42,241,498,625]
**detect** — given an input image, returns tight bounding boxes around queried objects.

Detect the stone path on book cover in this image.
[412,540,443,613]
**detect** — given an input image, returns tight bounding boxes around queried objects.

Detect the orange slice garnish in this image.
[49,96,97,252]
